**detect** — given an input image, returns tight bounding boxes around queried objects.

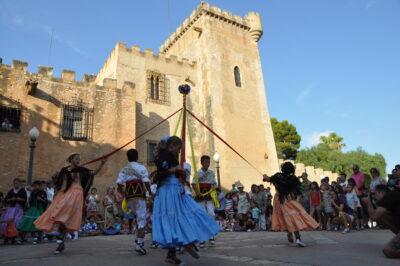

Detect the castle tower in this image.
[159,2,279,188]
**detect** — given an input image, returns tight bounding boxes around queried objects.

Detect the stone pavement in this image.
[0,230,398,266]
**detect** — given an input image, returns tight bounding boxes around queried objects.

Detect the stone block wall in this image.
[0,61,136,193]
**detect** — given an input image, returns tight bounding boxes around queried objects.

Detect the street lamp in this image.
[213,152,221,190]
[27,126,39,185]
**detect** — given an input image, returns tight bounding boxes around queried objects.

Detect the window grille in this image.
[234,66,241,87]
[147,71,169,105]
[0,105,21,133]
[61,104,93,141]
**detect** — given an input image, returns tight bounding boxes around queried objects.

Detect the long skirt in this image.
[18,206,45,232]
[0,205,24,236]
[34,183,83,232]
[152,175,220,248]
[272,193,319,233]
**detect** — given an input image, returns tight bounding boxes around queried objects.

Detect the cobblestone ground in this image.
[0,230,398,266]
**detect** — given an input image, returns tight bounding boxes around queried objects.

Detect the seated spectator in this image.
[1,118,13,131]
[81,216,101,236]
[362,185,400,258]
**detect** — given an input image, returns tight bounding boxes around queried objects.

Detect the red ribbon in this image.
[187,110,263,175]
[83,108,182,165]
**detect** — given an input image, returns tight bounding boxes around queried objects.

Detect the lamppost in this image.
[27,126,39,186]
[213,152,221,190]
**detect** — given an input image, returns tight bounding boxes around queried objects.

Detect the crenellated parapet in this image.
[0,58,135,93]
[159,1,263,53]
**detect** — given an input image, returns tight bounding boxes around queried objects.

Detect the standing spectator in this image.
[254,185,267,230]
[369,168,385,194]
[86,187,100,219]
[321,184,334,230]
[224,192,235,231]
[337,172,348,189]
[103,186,117,229]
[309,182,322,228]
[299,173,311,213]
[250,202,261,231]
[350,164,365,195]
[236,182,250,215]
[345,179,361,231]
[0,178,27,244]
[113,185,124,219]
[215,188,226,219]
[249,184,258,200]
[45,180,54,203]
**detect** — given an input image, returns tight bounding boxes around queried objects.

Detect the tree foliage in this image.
[320,132,346,150]
[271,117,301,160]
[296,142,387,177]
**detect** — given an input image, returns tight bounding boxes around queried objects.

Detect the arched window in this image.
[234,66,241,87]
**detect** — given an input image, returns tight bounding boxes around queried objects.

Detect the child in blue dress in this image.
[152,136,220,265]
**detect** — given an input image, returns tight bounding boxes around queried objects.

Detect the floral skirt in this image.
[35,183,83,232]
[272,193,319,233]
[152,175,220,248]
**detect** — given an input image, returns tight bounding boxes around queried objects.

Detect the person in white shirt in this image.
[45,180,54,203]
[192,155,217,247]
[116,149,150,255]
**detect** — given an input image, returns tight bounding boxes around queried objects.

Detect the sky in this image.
[1,0,399,173]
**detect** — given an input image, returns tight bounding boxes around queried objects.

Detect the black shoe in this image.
[54,240,65,255]
[184,244,200,259]
[166,252,184,265]
[287,233,294,243]
[134,240,147,255]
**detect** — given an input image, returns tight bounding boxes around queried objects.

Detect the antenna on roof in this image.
[48,28,54,66]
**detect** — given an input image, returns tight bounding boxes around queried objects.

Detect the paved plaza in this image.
[0,230,398,266]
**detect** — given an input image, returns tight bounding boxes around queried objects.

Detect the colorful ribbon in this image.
[83,108,182,165]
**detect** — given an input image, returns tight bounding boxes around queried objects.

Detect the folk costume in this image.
[268,172,319,234]
[193,168,218,217]
[34,164,96,254]
[152,150,220,250]
[117,160,150,255]
[18,188,48,240]
[0,187,27,242]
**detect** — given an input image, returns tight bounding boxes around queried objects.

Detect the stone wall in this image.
[0,61,135,192]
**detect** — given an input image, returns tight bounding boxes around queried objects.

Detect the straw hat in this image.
[236,181,244,188]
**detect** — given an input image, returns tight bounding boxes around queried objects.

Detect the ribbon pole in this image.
[83,108,182,165]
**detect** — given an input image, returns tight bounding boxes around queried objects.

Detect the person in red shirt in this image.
[309,182,322,229]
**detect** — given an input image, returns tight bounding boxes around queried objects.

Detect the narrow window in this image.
[234,66,241,87]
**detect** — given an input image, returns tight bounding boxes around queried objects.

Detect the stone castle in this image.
[0,2,336,191]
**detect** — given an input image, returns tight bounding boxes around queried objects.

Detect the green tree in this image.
[296,139,386,177]
[320,132,346,150]
[271,117,301,160]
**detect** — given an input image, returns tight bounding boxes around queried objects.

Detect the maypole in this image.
[178,84,191,167]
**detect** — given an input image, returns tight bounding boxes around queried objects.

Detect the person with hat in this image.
[34,153,106,254]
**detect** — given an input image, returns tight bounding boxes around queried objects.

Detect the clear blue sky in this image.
[1,0,399,173]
